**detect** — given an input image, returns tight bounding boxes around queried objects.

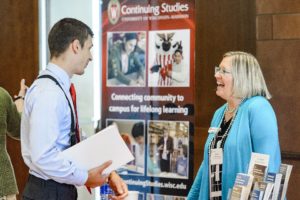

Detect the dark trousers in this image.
[22,174,77,200]
[160,157,170,172]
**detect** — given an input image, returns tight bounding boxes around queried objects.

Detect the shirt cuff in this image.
[73,168,88,186]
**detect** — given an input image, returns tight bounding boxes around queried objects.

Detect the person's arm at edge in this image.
[7,79,28,139]
[5,89,21,139]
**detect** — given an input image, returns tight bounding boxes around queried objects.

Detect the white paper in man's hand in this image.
[62,124,134,174]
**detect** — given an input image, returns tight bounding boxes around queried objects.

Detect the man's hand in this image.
[85,160,112,188]
[108,171,128,200]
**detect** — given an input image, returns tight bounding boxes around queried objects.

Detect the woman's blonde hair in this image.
[223,51,271,99]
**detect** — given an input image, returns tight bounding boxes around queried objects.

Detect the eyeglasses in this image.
[215,66,231,75]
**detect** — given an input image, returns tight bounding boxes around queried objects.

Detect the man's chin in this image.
[75,71,85,76]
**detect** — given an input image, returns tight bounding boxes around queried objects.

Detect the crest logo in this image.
[108,0,121,25]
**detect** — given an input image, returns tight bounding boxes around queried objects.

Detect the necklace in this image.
[210,110,236,149]
[209,98,246,150]
[225,105,236,114]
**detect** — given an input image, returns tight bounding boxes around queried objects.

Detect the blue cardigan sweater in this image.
[188,96,281,199]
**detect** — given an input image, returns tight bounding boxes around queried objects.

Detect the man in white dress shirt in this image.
[21,18,128,200]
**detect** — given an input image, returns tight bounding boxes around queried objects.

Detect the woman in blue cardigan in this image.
[188,51,281,200]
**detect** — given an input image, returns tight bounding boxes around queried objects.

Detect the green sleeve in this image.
[3,88,21,138]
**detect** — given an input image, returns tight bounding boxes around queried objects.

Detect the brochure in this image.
[62,124,135,174]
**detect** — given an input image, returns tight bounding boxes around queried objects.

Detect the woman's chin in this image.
[216,90,221,97]
[216,91,226,100]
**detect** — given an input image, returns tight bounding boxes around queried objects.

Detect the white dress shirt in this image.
[21,63,88,186]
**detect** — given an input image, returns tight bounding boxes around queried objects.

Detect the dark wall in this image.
[256,0,300,199]
[0,0,39,199]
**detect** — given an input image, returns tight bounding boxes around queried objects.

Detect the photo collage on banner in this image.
[101,0,195,199]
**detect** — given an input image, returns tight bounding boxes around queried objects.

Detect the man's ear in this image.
[71,39,81,54]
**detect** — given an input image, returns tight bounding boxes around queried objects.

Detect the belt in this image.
[28,174,75,189]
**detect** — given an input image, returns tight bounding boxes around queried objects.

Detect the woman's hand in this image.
[18,79,27,97]
[14,79,28,112]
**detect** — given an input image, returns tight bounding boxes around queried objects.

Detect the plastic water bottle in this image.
[100,184,108,200]
[100,183,113,200]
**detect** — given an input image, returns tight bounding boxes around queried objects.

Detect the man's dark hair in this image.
[131,122,144,138]
[48,18,94,58]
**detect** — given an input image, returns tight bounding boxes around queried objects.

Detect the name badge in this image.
[208,127,221,134]
[210,148,223,165]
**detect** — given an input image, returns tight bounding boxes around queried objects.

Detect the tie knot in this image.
[70,83,75,94]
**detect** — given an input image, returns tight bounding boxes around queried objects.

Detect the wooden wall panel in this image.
[273,14,300,39]
[257,40,300,153]
[0,0,38,199]
[256,0,300,14]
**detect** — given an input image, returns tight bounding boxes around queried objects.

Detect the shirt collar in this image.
[44,63,71,90]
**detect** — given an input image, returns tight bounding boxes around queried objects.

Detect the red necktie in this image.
[70,83,92,194]
[70,83,80,143]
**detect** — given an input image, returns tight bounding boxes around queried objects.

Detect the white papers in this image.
[230,173,253,200]
[248,153,269,175]
[62,124,134,174]
[279,164,293,200]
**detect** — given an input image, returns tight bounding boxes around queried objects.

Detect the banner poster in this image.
[101,0,195,199]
